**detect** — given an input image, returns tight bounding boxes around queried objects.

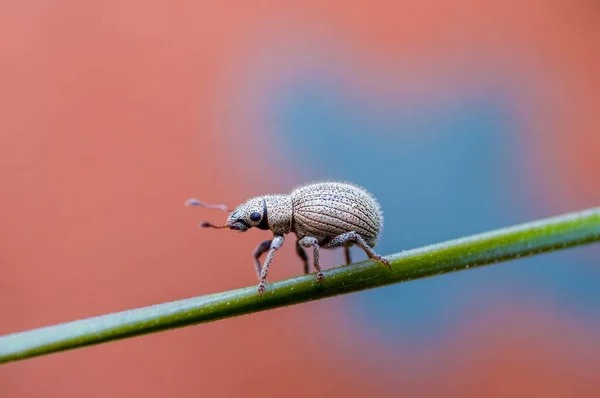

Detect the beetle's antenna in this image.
[185,198,232,212]
[200,221,229,229]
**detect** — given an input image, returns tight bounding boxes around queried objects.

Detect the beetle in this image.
[186,181,390,296]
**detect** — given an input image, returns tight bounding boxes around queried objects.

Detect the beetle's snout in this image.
[227,220,250,231]
[225,211,250,231]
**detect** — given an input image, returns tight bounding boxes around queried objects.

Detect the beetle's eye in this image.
[250,212,261,222]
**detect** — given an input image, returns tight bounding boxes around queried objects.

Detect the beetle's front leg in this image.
[258,235,284,296]
[298,237,323,282]
[253,239,272,279]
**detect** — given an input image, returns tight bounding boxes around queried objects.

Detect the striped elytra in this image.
[290,182,383,247]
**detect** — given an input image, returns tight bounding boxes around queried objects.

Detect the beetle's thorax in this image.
[264,194,293,235]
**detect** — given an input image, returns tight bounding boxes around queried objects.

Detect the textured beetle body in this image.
[290,182,382,248]
[189,181,389,296]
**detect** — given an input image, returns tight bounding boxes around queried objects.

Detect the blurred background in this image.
[1,1,599,397]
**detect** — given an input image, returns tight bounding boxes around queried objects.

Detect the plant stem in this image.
[1,207,599,364]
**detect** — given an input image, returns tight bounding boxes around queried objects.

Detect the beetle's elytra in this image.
[186,181,390,296]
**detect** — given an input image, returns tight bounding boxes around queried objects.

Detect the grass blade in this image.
[1,207,599,364]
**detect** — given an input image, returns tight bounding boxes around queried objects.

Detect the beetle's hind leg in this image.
[298,237,323,282]
[295,240,310,274]
[344,246,352,265]
[324,232,391,269]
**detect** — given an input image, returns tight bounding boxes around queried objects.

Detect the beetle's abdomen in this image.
[291,182,383,247]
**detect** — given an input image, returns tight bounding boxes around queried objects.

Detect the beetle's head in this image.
[185,196,269,232]
[225,197,268,232]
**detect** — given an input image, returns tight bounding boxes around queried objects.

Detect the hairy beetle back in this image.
[291,182,383,246]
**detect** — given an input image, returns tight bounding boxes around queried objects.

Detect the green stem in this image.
[1,207,599,364]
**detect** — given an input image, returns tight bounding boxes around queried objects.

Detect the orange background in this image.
[1,1,599,397]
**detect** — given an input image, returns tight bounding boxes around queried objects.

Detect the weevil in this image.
[186,181,390,296]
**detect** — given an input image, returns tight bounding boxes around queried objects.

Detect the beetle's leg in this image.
[295,241,310,274]
[344,246,352,265]
[298,237,323,282]
[258,235,285,296]
[323,232,391,269]
[253,240,272,279]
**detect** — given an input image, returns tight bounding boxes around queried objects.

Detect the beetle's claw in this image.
[258,283,266,297]
[316,271,324,283]
[379,257,391,269]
